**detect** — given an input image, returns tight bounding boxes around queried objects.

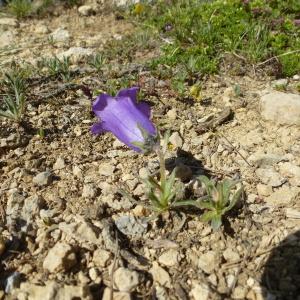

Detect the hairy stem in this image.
[156,147,166,189]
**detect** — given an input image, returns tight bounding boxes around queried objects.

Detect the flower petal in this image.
[92,93,112,112]
[117,87,151,118]
[137,101,151,119]
[91,87,157,153]
[96,96,156,150]
[117,87,139,103]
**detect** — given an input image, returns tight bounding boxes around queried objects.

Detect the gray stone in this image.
[59,220,101,245]
[232,286,247,299]
[82,183,98,198]
[102,288,131,300]
[271,79,288,88]
[21,195,45,222]
[198,251,219,274]
[53,157,65,170]
[113,0,139,7]
[98,162,115,176]
[57,47,93,63]
[133,184,145,197]
[114,267,139,292]
[6,192,24,217]
[77,271,90,284]
[0,18,18,27]
[138,167,148,179]
[115,215,148,237]
[265,186,300,206]
[255,167,286,187]
[93,249,111,267]
[256,184,272,197]
[34,24,49,34]
[149,262,171,288]
[166,108,177,120]
[43,242,76,273]
[0,30,15,47]
[248,152,284,167]
[78,5,94,16]
[13,281,92,300]
[169,132,183,148]
[279,162,300,186]
[98,181,113,195]
[158,249,180,267]
[155,286,168,300]
[73,165,83,178]
[223,248,240,262]
[237,129,263,149]
[293,74,300,81]
[260,92,300,125]
[286,208,300,219]
[50,28,70,42]
[33,171,52,186]
[191,281,210,300]
[88,268,98,281]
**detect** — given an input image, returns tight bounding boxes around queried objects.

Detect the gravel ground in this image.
[1,1,300,300]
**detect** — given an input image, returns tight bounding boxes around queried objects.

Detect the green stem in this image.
[156,148,166,189]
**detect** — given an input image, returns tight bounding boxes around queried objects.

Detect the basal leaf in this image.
[200,210,217,222]
[211,215,222,231]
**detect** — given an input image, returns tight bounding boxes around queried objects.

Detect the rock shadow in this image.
[261,229,300,300]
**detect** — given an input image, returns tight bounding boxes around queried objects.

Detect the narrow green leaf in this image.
[197,200,215,210]
[198,175,215,196]
[200,210,217,222]
[148,191,164,209]
[214,182,224,209]
[224,186,243,212]
[223,179,239,206]
[147,176,162,191]
[172,199,202,208]
[164,167,177,195]
[0,110,14,119]
[4,96,17,113]
[211,215,222,231]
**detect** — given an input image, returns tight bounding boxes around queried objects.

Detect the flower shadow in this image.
[165,148,211,183]
[261,229,300,299]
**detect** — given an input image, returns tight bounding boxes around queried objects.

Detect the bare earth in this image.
[0,2,300,300]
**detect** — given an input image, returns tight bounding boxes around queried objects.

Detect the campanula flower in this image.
[91,87,157,153]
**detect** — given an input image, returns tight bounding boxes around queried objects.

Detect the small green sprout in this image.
[89,53,107,73]
[0,69,27,122]
[7,0,32,18]
[37,128,45,139]
[43,56,71,81]
[144,166,180,213]
[197,176,243,230]
[233,84,242,97]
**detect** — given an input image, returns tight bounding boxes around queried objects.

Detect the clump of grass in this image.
[7,0,32,18]
[125,0,300,94]
[0,68,27,122]
[42,56,71,82]
[88,53,107,73]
